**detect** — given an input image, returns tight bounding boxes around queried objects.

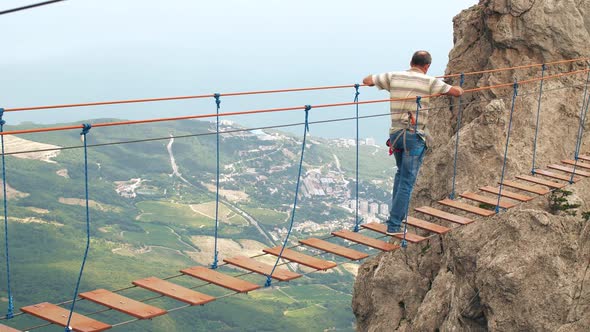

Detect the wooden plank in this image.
[516,175,565,189]
[480,186,534,202]
[562,159,590,170]
[21,302,111,332]
[223,256,301,281]
[263,246,337,270]
[181,266,260,293]
[438,198,496,217]
[0,324,20,332]
[576,155,590,162]
[414,206,474,225]
[360,223,427,243]
[299,238,369,260]
[332,230,399,251]
[499,180,550,195]
[79,289,166,319]
[547,164,590,177]
[132,277,215,306]
[534,169,580,183]
[458,192,517,209]
[406,216,451,234]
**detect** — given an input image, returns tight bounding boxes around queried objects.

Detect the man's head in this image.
[410,51,432,73]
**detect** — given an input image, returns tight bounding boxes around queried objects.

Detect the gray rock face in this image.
[352,1,590,331]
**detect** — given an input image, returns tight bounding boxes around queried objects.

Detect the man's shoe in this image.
[386,228,407,236]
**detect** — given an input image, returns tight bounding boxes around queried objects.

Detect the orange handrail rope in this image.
[439,57,588,79]
[3,58,587,113]
[3,84,361,113]
[1,67,588,137]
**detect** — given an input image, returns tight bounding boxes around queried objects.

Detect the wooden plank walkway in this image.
[21,302,111,332]
[0,324,20,332]
[79,289,166,320]
[414,206,474,225]
[299,238,369,260]
[459,192,517,209]
[562,159,590,170]
[332,230,398,251]
[516,175,565,189]
[547,164,590,177]
[263,246,337,270]
[361,223,427,243]
[406,216,451,234]
[438,198,496,216]
[479,186,534,202]
[181,266,261,293]
[535,169,580,182]
[499,180,550,195]
[223,256,301,281]
[132,277,215,306]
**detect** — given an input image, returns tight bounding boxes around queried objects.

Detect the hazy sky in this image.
[0,0,478,138]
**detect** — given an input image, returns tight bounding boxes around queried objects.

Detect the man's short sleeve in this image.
[373,73,391,91]
[431,78,452,95]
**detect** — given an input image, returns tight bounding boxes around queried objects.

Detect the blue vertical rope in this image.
[65,124,92,332]
[353,84,362,232]
[0,109,14,319]
[569,71,590,183]
[265,105,311,287]
[211,93,221,269]
[531,64,546,175]
[449,73,465,199]
[496,82,518,213]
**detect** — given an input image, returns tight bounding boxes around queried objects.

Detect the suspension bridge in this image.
[0,57,589,331]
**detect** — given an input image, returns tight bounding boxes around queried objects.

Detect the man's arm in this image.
[445,86,464,97]
[362,75,375,86]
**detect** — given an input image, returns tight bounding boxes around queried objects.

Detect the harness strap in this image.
[389,129,410,155]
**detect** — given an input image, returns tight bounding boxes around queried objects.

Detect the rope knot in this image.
[541,63,547,71]
[214,93,221,109]
[304,105,312,132]
[416,96,422,109]
[354,84,360,100]
[513,80,519,97]
[0,108,4,126]
[80,123,92,136]
[460,73,465,87]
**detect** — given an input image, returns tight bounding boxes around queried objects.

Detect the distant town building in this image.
[359,200,369,215]
[380,203,389,216]
[369,202,379,216]
[365,137,376,146]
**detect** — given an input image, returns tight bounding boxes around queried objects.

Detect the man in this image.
[363,51,464,235]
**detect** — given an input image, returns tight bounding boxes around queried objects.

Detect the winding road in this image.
[166,136,276,246]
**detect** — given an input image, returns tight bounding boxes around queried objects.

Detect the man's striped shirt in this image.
[372,68,451,145]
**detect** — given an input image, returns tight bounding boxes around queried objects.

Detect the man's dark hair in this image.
[411,51,432,67]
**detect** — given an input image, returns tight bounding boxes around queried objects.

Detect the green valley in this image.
[0,119,391,331]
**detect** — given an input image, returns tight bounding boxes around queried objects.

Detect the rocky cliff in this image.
[352,1,590,331]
